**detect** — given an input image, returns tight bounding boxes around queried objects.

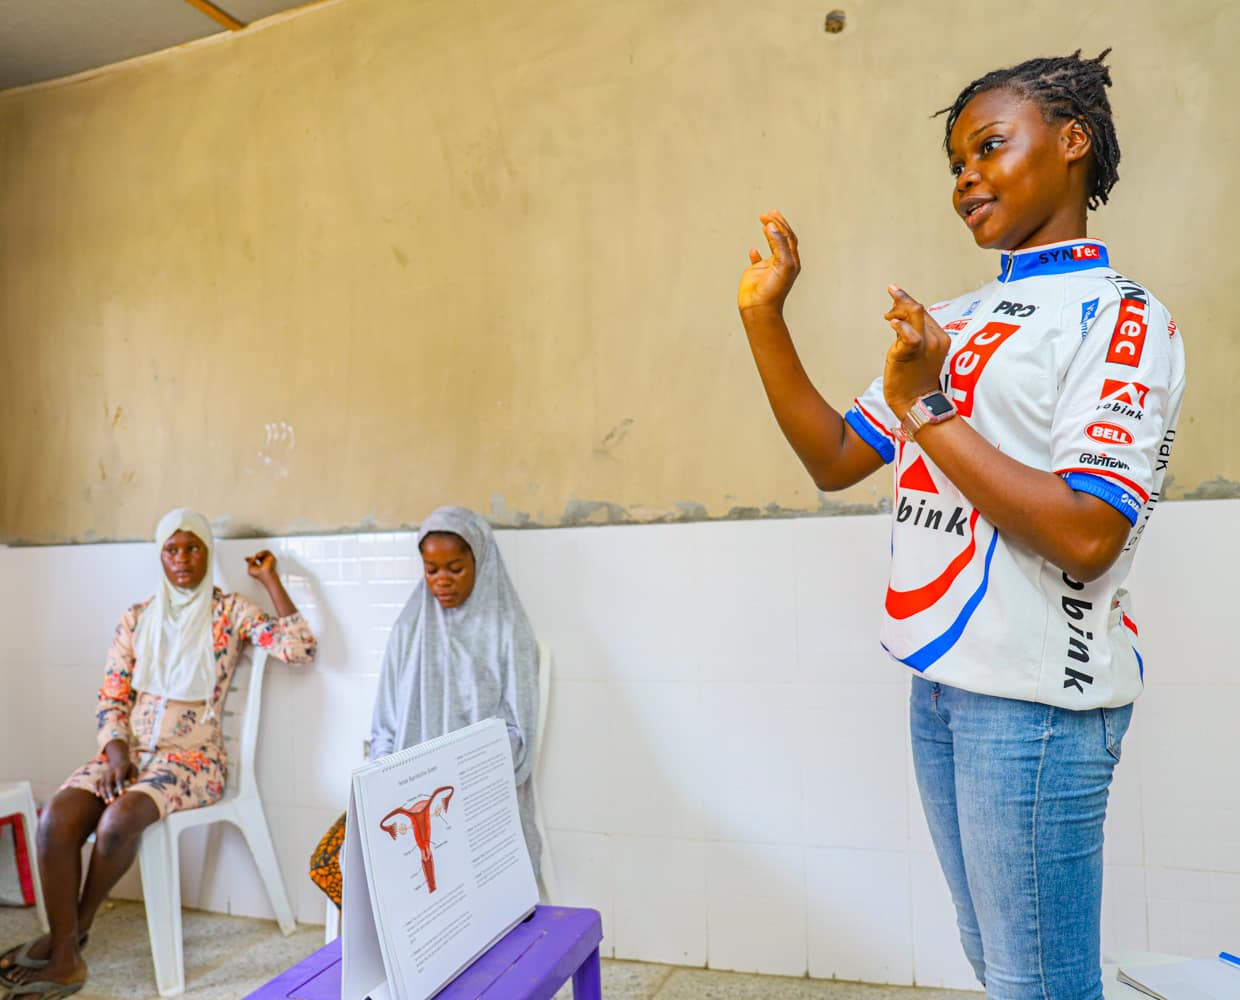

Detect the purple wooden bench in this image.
[245,905,603,1000]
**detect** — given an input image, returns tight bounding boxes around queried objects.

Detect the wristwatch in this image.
[897,391,958,441]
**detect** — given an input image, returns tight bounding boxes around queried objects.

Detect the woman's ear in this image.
[1062,118,1093,164]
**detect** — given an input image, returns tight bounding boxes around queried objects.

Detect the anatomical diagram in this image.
[379,786,456,893]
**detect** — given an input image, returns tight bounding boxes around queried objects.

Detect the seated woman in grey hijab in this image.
[311,506,541,908]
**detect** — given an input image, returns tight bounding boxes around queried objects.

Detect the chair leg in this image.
[138,824,186,997]
[233,800,296,936]
[535,815,558,903]
[324,898,339,944]
[18,786,48,932]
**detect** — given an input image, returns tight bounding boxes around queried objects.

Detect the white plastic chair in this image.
[324,893,339,944]
[137,648,295,996]
[0,780,47,931]
[533,640,557,902]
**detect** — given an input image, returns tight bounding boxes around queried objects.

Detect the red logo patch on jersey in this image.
[943,319,970,332]
[1085,422,1134,446]
[1167,318,1178,337]
[899,455,939,493]
[1105,297,1149,367]
[1099,379,1149,410]
[947,321,1020,418]
[1072,245,1101,260]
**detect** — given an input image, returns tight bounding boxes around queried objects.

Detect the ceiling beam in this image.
[182,0,247,31]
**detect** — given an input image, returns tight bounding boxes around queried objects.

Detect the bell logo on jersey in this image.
[1105,280,1150,367]
[946,321,1021,417]
[1085,422,1134,446]
[1097,379,1148,421]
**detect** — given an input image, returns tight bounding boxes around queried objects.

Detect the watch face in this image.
[922,392,955,417]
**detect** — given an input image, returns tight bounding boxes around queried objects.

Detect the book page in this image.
[352,718,537,999]
[1117,958,1240,1000]
[340,787,388,1000]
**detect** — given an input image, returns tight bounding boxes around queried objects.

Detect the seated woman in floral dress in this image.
[0,508,317,999]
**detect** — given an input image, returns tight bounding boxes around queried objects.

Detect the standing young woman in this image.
[0,509,317,999]
[738,52,1185,999]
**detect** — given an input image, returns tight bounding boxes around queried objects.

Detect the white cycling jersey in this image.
[846,239,1186,709]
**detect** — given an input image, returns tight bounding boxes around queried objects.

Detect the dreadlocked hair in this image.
[936,49,1121,210]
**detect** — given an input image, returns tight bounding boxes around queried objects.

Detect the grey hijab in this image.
[369,506,542,872]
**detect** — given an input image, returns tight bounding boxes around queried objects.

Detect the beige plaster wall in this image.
[0,0,1234,542]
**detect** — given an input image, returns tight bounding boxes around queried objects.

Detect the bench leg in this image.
[571,946,601,1000]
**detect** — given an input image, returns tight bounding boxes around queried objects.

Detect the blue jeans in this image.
[910,677,1132,1000]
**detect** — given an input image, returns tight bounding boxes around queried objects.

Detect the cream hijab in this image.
[131,508,217,708]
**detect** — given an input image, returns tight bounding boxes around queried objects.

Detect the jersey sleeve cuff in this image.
[845,405,895,464]
[1060,472,1141,525]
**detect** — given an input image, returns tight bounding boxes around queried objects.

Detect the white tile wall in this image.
[1102,863,1150,956]
[611,836,706,966]
[806,846,913,984]
[0,498,1236,987]
[909,849,982,990]
[544,830,614,958]
[801,682,909,851]
[699,683,805,845]
[706,841,807,976]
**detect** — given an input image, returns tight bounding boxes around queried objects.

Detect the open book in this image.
[1116,957,1240,1000]
[340,718,538,1000]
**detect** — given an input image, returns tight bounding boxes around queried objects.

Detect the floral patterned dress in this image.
[61,590,317,818]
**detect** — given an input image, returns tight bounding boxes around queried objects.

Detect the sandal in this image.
[0,937,88,987]
[5,980,86,999]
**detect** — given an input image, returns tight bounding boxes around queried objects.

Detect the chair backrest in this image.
[534,641,551,776]
[218,646,269,803]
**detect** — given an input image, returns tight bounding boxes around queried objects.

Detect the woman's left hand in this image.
[246,550,278,583]
[883,285,952,419]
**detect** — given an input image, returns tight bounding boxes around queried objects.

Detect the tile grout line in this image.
[646,961,680,999]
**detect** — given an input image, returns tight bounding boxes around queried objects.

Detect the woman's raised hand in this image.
[883,286,952,418]
[247,549,300,616]
[738,211,801,314]
[246,550,278,582]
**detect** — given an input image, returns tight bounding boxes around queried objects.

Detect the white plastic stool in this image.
[0,781,47,932]
[137,649,295,996]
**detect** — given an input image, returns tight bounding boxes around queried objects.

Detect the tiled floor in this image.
[0,902,320,1000]
[0,901,981,999]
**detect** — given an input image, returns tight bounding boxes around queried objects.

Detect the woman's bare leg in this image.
[7,788,159,992]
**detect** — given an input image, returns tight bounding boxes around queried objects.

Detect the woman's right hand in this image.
[738,210,801,315]
[97,739,136,804]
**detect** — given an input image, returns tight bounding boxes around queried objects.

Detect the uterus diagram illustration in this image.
[379,786,456,893]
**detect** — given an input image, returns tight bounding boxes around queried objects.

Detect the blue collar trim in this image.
[998,240,1109,281]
